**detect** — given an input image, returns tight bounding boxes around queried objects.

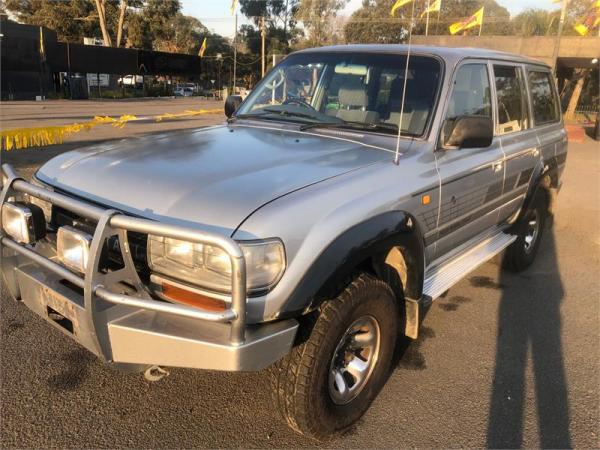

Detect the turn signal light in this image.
[161,282,226,312]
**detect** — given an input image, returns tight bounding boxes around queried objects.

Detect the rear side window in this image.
[528,71,560,124]
[493,65,529,134]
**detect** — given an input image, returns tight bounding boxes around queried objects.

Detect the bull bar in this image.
[0,163,297,372]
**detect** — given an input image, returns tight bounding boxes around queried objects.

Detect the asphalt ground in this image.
[1,99,599,448]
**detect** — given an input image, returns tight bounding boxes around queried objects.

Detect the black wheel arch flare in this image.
[278,210,426,319]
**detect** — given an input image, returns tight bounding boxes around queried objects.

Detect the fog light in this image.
[1,202,46,244]
[57,226,92,273]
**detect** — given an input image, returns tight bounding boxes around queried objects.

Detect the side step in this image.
[423,232,517,300]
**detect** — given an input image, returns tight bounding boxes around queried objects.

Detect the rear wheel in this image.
[504,191,547,272]
[269,273,398,440]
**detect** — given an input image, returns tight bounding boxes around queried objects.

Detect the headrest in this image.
[338,78,368,107]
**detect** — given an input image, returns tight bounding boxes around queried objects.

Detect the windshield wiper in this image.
[299,120,404,135]
[229,112,309,125]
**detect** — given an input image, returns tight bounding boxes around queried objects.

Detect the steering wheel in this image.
[282,96,315,110]
[264,69,285,91]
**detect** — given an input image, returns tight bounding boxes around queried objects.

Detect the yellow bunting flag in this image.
[230,0,238,15]
[574,0,600,35]
[39,26,45,61]
[0,109,222,151]
[449,6,484,35]
[390,0,413,16]
[198,37,207,58]
[421,0,441,18]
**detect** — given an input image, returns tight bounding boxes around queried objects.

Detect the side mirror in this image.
[441,115,493,149]
[224,95,243,118]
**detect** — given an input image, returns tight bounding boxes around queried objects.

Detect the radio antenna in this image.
[394,0,415,165]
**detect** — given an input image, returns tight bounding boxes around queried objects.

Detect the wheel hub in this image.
[328,315,381,405]
[524,209,540,253]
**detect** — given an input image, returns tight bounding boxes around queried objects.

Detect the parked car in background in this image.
[117,75,144,88]
[174,86,194,97]
[0,44,567,440]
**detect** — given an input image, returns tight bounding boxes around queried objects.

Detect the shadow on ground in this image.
[486,230,571,448]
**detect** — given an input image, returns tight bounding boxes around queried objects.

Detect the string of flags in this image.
[387,0,598,36]
[390,0,485,35]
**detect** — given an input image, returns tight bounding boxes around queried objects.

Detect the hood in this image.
[37,123,392,235]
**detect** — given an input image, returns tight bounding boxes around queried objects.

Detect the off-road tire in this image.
[504,191,547,272]
[269,272,398,440]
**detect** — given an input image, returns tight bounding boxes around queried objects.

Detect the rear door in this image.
[433,60,505,259]
[491,62,540,223]
[527,68,567,183]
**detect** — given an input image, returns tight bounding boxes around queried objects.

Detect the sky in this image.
[181,0,558,38]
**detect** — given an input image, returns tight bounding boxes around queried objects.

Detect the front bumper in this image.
[1,164,297,372]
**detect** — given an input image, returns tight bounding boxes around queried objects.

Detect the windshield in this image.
[237,52,442,136]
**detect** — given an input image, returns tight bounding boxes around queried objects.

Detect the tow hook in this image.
[144,365,170,382]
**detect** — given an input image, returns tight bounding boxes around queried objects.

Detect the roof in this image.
[294,44,549,68]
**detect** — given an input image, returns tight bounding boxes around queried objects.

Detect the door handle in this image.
[493,161,503,172]
[532,148,540,157]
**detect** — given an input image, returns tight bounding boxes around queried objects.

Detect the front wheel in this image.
[269,273,398,439]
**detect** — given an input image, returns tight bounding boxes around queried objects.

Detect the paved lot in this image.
[1,101,599,448]
[1,98,224,168]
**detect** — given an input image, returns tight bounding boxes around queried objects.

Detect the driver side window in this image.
[443,63,491,143]
[447,64,492,119]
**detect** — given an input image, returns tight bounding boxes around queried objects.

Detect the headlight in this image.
[1,202,46,244]
[148,236,285,293]
[57,226,92,273]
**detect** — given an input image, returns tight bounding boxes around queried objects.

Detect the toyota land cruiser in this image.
[0,45,567,439]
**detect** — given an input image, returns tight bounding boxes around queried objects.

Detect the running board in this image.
[423,232,517,300]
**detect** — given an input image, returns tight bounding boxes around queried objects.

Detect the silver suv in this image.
[0,45,567,439]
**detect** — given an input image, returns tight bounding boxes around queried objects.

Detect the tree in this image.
[240,0,299,35]
[4,0,102,43]
[512,8,559,36]
[344,0,407,44]
[94,0,114,45]
[239,0,300,55]
[158,14,209,54]
[295,0,349,47]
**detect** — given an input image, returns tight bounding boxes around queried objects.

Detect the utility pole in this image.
[425,0,430,36]
[233,13,238,92]
[261,16,266,77]
[552,0,568,74]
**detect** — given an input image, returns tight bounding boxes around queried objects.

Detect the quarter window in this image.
[493,65,529,134]
[528,71,560,124]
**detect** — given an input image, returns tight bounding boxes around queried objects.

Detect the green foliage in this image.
[345,0,407,44]
[295,0,349,47]
[238,0,300,56]
[4,0,103,42]
[512,8,559,36]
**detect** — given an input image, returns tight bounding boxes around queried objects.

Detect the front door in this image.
[433,61,505,260]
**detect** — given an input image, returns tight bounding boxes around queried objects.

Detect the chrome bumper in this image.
[1,164,297,371]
